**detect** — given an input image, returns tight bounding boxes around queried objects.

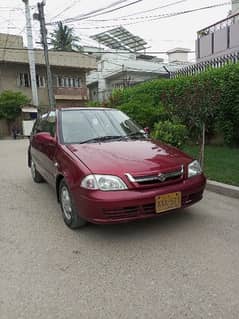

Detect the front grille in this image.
[103,206,140,219]
[142,203,155,214]
[103,203,158,219]
[125,165,184,187]
[103,203,157,219]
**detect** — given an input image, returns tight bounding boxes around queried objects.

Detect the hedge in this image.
[108,63,239,146]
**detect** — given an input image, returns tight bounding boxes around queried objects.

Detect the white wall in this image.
[168,52,189,63]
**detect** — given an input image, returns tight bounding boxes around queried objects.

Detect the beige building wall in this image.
[0,48,96,70]
[0,33,96,70]
[0,62,49,105]
[0,33,23,49]
[0,62,89,108]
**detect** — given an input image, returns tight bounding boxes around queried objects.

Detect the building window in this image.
[18,73,30,87]
[56,75,81,88]
[36,74,45,88]
[17,73,45,88]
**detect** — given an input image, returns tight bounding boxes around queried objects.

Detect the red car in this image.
[28,107,206,229]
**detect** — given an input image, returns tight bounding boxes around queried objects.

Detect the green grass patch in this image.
[183,145,239,187]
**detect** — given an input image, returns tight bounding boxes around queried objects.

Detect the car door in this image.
[31,112,57,186]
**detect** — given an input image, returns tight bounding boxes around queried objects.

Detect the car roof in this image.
[59,107,115,111]
[39,107,117,119]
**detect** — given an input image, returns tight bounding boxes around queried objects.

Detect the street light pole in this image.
[22,0,39,108]
[35,1,55,110]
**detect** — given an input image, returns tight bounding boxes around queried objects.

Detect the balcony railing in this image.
[53,86,89,100]
[196,12,239,61]
[197,12,239,39]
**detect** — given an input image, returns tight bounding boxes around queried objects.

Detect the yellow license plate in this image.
[155,192,182,214]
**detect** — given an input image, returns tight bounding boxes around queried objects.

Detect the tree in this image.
[50,22,81,51]
[0,90,29,123]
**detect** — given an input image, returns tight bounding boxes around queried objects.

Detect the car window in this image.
[61,109,143,144]
[32,119,40,135]
[35,112,56,136]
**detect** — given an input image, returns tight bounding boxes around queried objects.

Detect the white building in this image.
[87,50,190,102]
[167,48,191,63]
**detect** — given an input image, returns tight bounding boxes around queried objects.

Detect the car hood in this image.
[66,139,192,175]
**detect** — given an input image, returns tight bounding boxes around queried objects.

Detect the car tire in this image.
[31,159,45,183]
[59,179,87,229]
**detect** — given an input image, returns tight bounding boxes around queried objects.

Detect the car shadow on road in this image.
[75,206,205,242]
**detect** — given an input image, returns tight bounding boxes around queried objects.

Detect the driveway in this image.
[0,139,239,319]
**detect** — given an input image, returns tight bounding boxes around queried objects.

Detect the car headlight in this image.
[81,174,128,191]
[188,160,202,178]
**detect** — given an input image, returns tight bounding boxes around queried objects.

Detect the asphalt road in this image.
[1,139,239,319]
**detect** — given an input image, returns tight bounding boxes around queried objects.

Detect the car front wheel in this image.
[59,179,87,229]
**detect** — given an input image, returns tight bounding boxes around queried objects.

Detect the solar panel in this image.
[90,26,148,52]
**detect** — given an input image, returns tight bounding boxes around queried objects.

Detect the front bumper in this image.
[72,174,206,224]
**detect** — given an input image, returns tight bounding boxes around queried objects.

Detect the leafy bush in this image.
[214,64,239,145]
[110,82,170,128]
[118,99,166,128]
[109,63,239,146]
[152,121,188,148]
[86,100,110,108]
[0,90,29,121]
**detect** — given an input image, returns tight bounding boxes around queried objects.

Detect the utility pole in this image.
[35,1,55,110]
[22,0,39,108]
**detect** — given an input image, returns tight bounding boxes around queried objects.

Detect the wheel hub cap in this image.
[61,186,72,220]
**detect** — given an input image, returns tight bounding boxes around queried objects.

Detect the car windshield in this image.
[61,109,145,144]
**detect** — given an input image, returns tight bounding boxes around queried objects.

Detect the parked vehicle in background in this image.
[28,107,206,229]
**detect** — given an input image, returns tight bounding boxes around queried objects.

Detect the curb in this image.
[206,180,239,199]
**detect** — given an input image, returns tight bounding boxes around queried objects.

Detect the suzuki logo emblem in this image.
[158,173,166,182]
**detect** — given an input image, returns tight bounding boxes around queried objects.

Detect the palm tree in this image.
[50,22,81,51]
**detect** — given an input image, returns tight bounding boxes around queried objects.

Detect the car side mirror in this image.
[35,132,56,146]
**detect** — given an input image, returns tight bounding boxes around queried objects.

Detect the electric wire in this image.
[50,0,80,21]
[97,0,189,20]
[48,0,144,25]
[64,0,140,20]
[65,1,233,29]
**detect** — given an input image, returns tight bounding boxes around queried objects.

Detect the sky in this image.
[0,0,233,61]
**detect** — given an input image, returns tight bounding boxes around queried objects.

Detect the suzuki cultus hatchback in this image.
[28,108,206,229]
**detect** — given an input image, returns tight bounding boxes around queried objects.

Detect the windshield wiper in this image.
[126,131,146,139]
[80,135,124,144]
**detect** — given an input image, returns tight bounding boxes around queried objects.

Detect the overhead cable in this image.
[0,47,194,54]
[111,0,189,19]
[48,0,143,25]
[50,0,79,21]
[66,1,233,29]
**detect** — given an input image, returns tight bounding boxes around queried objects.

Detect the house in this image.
[0,33,96,109]
[171,0,239,78]
[196,0,239,63]
[86,26,192,101]
[87,50,191,102]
